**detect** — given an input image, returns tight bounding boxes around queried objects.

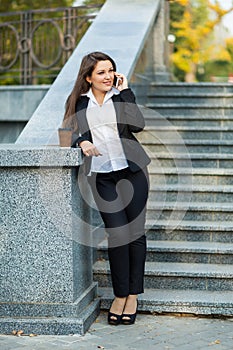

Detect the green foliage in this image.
[200,60,233,82]
[170,1,185,34]
[0,0,73,13]
[198,37,233,82]
[191,0,209,27]
[83,0,105,5]
[226,38,233,59]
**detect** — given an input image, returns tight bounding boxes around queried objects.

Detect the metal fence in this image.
[0,5,102,85]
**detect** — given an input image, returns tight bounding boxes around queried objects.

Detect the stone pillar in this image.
[0,145,99,335]
[153,0,170,81]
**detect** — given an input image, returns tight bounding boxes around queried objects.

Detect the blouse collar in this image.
[83,87,120,105]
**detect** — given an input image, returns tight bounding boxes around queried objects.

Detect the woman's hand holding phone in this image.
[114,73,128,91]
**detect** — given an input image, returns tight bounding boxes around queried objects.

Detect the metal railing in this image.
[0,5,103,85]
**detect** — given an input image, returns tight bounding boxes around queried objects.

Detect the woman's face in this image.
[86,60,115,93]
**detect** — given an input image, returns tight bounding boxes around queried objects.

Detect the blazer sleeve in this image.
[119,88,145,133]
[71,133,89,147]
[71,96,92,147]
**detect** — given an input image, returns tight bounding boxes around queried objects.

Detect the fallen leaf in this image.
[209,339,221,346]
[17,330,24,336]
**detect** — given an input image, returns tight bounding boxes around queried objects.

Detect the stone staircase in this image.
[93,82,233,316]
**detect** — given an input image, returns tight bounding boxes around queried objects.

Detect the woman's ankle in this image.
[110,297,127,314]
[123,295,138,314]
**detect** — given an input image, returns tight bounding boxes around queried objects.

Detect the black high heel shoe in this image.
[121,300,138,325]
[108,311,122,326]
[108,297,127,325]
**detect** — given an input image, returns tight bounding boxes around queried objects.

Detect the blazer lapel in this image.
[112,93,125,135]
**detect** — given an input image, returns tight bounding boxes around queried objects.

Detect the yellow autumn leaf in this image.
[226,37,233,46]
[176,0,189,6]
[213,48,231,62]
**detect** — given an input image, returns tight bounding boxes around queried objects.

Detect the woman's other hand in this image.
[79,140,102,157]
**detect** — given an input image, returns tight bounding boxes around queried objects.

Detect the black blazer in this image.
[72,88,151,175]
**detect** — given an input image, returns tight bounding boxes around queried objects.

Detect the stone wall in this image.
[0,86,49,143]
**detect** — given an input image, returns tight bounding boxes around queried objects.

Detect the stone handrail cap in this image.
[0,144,83,167]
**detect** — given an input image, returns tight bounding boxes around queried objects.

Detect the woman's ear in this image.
[86,76,91,84]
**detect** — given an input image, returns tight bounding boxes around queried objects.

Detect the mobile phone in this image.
[114,76,120,88]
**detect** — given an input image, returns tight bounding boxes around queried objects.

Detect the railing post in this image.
[63,7,75,63]
[20,11,33,84]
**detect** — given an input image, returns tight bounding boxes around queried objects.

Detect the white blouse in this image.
[85,88,128,174]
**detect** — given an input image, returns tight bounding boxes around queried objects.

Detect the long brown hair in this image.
[63,51,117,126]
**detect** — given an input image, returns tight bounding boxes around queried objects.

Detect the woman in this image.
[63,51,150,325]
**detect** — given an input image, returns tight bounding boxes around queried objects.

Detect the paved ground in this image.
[1,311,233,350]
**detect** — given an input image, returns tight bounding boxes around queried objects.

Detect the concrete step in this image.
[98,287,233,316]
[146,241,233,264]
[149,82,233,94]
[147,91,233,97]
[137,126,233,141]
[146,103,233,117]
[144,114,233,127]
[147,94,233,105]
[149,153,233,168]
[93,260,233,291]
[141,139,233,154]
[145,220,233,243]
[148,184,233,203]
[148,167,233,186]
[146,201,233,222]
[97,239,233,264]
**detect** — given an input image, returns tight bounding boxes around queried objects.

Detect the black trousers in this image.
[88,167,149,297]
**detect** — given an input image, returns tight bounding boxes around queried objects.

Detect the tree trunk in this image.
[185,63,197,82]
